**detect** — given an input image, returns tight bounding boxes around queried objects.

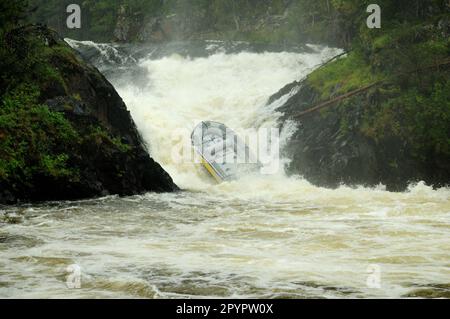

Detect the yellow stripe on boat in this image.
[192,121,261,183]
[201,157,223,183]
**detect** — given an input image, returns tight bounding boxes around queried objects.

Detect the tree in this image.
[0,0,28,34]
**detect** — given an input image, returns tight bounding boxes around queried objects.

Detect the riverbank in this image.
[270,1,450,191]
[0,23,178,204]
[1,178,449,298]
[28,0,347,46]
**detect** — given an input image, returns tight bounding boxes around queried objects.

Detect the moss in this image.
[47,44,84,68]
[307,52,383,99]
[239,27,302,46]
[84,126,132,153]
[0,84,133,193]
[299,6,450,183]
[40,154,73,178]
[0,85,80,186]
[310,64,450,167]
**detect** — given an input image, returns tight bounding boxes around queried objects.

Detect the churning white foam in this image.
[116,48,341,190]
[2,43,449,299]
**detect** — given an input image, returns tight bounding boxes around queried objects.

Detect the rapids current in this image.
[0,40,449,298]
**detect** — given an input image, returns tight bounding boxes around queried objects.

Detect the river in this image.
[0,40,449,298]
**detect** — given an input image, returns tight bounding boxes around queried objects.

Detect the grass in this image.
[0,29,135,195]
[307,52,384,99]
[0,84,80,183]
[300,14,450,169]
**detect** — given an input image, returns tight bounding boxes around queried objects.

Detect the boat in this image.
[191,121,261,182]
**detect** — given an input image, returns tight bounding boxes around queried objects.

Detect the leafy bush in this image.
[0,85,79,184]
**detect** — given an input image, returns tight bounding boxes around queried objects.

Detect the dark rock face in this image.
[273,81,449,192]
[0,26,178,204]
[136,11,209,43]
[276,82,380,189]
[113,5,131,42]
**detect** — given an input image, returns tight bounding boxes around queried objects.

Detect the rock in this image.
[271,77,449,191]
[137,17,168,43]
[0,25,178,204]
[0,190,15,205]
[4,212,23,224]
[113,5,131,42]
[136,7,215,43]
[437,17,450,38]
[45,96,88,116]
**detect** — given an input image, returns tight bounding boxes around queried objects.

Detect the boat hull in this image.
[191,121,260,182]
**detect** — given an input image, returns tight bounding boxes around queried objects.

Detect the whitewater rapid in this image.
[0,41,448,299]
[115,46,340,191]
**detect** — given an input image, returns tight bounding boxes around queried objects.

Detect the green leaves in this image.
[0,0,28,32]
[0,85,79,184]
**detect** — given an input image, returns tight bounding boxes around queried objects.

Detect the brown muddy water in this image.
[0,41,448,299]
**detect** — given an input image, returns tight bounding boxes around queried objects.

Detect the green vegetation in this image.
[0,1,134,198]
[1,0,449,193]
[28,0,287,42]
[86,126,132,153]
[362,78,450,161]
[299,0,450,180]
[0,1,74,187]
[0,83,79,186]
[308,52,383,99]
[25,0,449,48]
[27,0,176,41]
[22,0,352,44]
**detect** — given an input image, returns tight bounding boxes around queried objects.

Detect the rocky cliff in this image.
[271,6,450,191]
[0,25,178,204]
[28,0,343,46]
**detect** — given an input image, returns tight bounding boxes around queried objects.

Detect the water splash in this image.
[114,46,341,190]
[2,41,448,299]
